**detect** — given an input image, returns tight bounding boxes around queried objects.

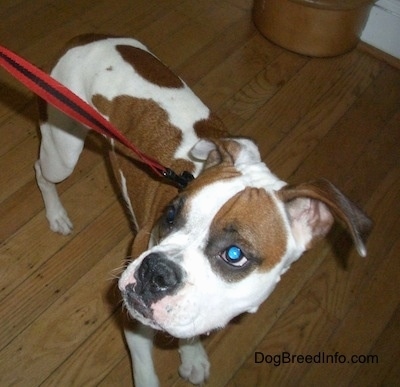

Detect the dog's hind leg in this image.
[124,322,159,387]
[35,105,88,235]
[179,336,210,385]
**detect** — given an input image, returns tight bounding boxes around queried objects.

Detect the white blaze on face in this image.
[134,172,294,338]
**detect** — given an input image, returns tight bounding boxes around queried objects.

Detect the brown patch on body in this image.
[92,93,194,229]
[92,94,184,165]
[116,45,184,89]
[208,188,287,276]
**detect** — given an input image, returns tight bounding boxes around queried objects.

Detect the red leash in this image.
[0,45,193,189]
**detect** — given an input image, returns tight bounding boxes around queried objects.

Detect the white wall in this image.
[361,0,400,59]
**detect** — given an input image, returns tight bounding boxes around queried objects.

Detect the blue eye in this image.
[165,206,176,224]
[221,245,248,267]
[227,246,243,261]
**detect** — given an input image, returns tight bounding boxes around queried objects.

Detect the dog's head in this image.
[119,138,372,338]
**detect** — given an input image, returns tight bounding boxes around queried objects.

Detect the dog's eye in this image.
[165,206,176,224]
[220,245,248,267]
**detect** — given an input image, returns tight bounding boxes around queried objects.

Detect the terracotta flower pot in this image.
[253,0,373,57]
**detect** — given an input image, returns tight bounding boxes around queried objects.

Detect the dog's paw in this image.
[179,339,210,385]
[47,209,73,235]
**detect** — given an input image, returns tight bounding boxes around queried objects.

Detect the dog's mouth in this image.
[123,284,154,320]
[122,280,181,333]
[122,281,199,337]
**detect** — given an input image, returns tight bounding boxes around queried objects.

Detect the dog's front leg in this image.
[124,322,159,387]
[179,336,210,385]
[35,107,88,235]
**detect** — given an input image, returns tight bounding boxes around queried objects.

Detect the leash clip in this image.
[163,168,194,189]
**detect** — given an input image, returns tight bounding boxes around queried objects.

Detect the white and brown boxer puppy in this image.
[35,35,372,386]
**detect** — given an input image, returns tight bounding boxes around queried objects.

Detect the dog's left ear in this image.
[190,138,261,169]
[131,222,154,258]
[277,179,372,257]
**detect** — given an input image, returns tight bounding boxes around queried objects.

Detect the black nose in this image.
[133,253,183,304]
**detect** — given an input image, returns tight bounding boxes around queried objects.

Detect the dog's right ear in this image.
[278,179,373,257]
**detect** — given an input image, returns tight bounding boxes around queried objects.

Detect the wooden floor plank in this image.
[176,14,256,86]
[0,135,106,242]
[350,303,400,385]
[0,102,37,157]
[153,1,244,70]
[228,296,339,386]
[301,234,400,384]
[0,159,116,303]
[238,51,381,162]
[264,54,383,180]
[0,231,131,386]
[217,49,308,131]
[193,33,283,110]
[0,135,39,203]
[0,0,54,52]
[0,200,129,352]
[291,66,400,190]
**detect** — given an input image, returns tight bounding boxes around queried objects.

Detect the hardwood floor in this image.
[1,0,399,385]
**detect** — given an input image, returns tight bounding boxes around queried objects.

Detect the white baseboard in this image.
[361,0,400,59]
